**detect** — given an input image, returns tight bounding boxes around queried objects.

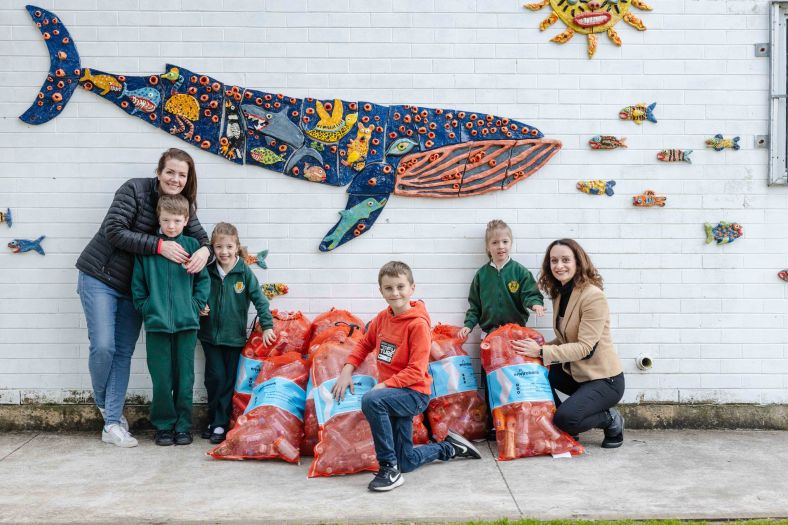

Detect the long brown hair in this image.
[537,238,603,299]
[210,222,249,259]
[156,148,198,212]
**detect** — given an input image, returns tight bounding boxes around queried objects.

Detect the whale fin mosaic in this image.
[525,0,652,58]
[19,6,562,252]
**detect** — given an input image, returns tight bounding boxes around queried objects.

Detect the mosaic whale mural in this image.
[19,5,562,251]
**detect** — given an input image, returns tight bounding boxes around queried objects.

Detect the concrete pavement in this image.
[0,430,786,523]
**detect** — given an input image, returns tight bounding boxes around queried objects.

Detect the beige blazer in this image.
[541,284,622,382]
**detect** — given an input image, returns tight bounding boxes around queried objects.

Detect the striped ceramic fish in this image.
[657,149,692,164]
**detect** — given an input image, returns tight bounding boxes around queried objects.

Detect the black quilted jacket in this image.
[76,177,210,296]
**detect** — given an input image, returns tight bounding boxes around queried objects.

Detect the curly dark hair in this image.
[537,238,603,299]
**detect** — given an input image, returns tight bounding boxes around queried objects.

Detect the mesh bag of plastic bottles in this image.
[271,309,312,355]
[426,324,488,442]
[481,323,584,460]
[307,308,364,346]
[208,352,309,463]
[308,344,379,477]
[301,324,363,457]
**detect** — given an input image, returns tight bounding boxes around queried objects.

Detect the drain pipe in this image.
[636,353,653,371]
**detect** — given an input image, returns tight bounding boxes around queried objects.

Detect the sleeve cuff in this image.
[156,238,163,255]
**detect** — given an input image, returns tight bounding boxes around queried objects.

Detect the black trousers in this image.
[548,366,625,435]
[202,342,242,429]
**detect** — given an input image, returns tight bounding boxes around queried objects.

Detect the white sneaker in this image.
[98,407,130,432]
[102,423,138,448]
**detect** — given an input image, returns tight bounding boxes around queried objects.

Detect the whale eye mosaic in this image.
[525,0,652,58]
[19,5,562,253]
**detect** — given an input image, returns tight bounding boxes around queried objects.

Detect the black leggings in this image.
[548,366,625,435]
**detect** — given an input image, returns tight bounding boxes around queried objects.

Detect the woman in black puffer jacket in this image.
[76,148,212,447]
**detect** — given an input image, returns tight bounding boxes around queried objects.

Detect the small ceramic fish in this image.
[619,102,657,124]
[244,249,268,269]
[261,282,289,300]
[588,135,627,150]
[657,149,692,164]
[0,208,12,228]
[632,190,666,207]
[577,179,616,196]
[778,270,788,282]
[250,147,285,165]
[705,134,740,151]
[303,163,327,183]
[704,222,743,245]
[8,235,46,255]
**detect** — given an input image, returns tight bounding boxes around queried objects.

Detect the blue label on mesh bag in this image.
[234,355,263,395]
[313,375,376,425]
[245,377,306,420]
[486,363,552,410]
[429,355,478,400]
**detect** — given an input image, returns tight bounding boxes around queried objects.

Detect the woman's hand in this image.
[159,240,190,264]
[199,305,210,317]
[184,246,210,274]
[458,326,471,340]
[331,364,355,401]
[262,328,276,347]
[511,338,542,358]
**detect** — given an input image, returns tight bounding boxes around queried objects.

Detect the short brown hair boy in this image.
[156,194,190,218]
[378,260,414,285]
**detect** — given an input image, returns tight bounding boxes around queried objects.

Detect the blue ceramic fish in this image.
[19,5,562,252]
[0,208,11,228]
[704,222,742,245]
[8,235,46,255]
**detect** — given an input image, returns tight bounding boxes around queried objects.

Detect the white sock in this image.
[213,426,225,434]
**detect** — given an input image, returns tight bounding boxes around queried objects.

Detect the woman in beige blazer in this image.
[511,239,625,448]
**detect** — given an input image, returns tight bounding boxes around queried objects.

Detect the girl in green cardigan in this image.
[198,223,275,444]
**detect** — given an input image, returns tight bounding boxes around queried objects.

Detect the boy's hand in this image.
[458,326,471,340]
[199,305,210,317]
[532,305,546,317]
[331,364,355,401]
[262,328,276,347]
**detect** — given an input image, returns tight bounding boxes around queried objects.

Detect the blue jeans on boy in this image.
[77,272,142,426]
[361,387,454,473]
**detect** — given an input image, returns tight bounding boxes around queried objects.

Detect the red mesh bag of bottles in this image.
[481,324,583,460]
[308,343,379,477]
[271,309,312,355]
[307,308,364,345]
[426,324,488,442]
[301,324,363,457]
[208,352,309,463]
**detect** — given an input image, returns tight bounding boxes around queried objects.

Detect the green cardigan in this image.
[463,259,544,333]
[198,258,273,347]
[131,234,210,334]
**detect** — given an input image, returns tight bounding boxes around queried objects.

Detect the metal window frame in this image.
[769,1,788,185]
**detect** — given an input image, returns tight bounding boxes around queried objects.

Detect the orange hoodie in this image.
[346,300,432,395]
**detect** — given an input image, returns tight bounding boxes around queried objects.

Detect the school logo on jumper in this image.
[378,341,397,363]
[234,281,245,294]
[508,280,520,293]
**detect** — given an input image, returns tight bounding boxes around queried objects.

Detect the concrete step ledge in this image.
[1,403,786,431]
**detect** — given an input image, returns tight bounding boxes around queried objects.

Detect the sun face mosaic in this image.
[525,0,652,58]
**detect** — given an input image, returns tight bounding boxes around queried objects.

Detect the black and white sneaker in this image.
[445,430,482,459]
[368,464,404,492]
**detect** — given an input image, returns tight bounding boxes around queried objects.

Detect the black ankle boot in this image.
[601,407,624,448]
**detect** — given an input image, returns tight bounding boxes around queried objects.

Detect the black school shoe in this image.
[174,431,193,445]
[368,464,404,492]
[209,429,226,444]
[154,429,174,446]
[200,426,212,439]
[601,407,624,449]
[445,430,482,459]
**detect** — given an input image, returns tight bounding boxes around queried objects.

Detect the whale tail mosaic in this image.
[20,5,562,252]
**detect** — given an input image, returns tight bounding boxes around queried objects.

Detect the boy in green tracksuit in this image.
[131,194,210,446]
[197,222,275,444]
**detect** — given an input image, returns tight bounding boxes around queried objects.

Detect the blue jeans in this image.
[77,272,142,426]
[361,387,454,473]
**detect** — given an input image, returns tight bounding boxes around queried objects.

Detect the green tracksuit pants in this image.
[201,342,242,429]
[146,330,197,432]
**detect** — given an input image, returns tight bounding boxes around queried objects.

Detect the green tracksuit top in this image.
[463,258,544,333]
[198,258,273,347]
[131,234,210,334]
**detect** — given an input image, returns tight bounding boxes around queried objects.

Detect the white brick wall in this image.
[1,0,786,405]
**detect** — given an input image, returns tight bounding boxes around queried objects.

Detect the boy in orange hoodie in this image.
[332,261,481,492]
